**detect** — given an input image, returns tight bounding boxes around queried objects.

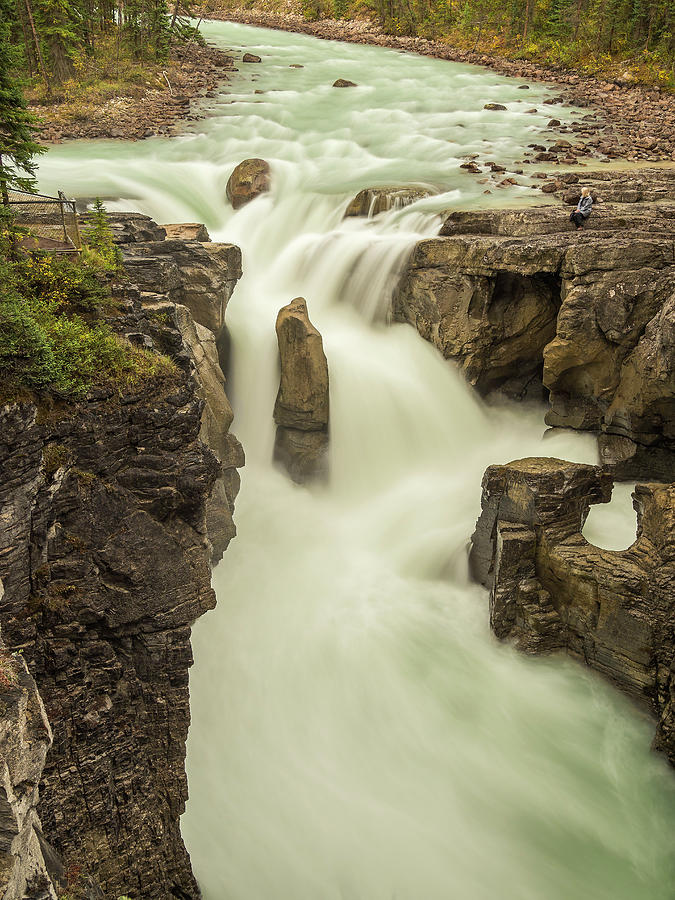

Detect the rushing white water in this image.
[39,21,675,899]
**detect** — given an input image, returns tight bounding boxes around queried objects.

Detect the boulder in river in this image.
[226,158,271,210]
[484,103,507,110]
[344,186,432,217]
[333,78,357,88]
[243,52,261,63]
[273,297,329,483]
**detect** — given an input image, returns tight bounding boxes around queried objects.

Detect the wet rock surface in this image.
[344,186,432,217]
[469,458,675,765]
[226,158,272,210]
[273,297,329,482]
[0,215,243,898]
[393,179,675,477]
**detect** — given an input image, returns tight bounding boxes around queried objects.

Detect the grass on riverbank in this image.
[24,32,194,129]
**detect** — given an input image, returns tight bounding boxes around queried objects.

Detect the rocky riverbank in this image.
[212,9,675,164]
[0,216,243,897]
[34,43,237,143]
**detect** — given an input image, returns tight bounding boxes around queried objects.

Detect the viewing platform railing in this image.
[5,188,81,252]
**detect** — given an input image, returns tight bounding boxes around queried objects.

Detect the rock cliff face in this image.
[0,628,55,900]
[470,458,675,764]
[117,218,245,563]
[273,298,329,482]
[0,217,244,898]
[393,192,675,477]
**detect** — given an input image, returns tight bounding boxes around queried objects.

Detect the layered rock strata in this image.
[393,195,675,477]
[273,298,330,482]
[118,222,245,561]
[0,627,55,900]
[0,217,243,898]
[469,458,675,764]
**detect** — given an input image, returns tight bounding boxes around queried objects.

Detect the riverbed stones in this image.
[226,158,271,210]
[273,297,329,482]
[469,457,675,766]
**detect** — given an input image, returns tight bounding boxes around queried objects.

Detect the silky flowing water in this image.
[38,21,675,899]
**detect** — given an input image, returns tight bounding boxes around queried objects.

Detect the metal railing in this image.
[5,188,81,252]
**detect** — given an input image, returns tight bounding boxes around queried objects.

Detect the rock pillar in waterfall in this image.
[273,298,329,483]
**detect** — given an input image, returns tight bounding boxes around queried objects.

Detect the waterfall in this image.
[37,20,675,899]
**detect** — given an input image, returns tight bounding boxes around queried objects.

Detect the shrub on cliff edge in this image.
[0,238,174,398]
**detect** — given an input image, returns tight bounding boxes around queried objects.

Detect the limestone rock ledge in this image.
[469,458,675,764]
[0,626,55,900]
[392,199,675,478]
[0,219,244,898]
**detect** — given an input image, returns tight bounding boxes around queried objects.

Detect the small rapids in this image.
[38,21,675,900]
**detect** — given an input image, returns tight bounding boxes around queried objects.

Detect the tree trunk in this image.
[523,0,533,39]
[48,35,75,84]
[23,0,51,93]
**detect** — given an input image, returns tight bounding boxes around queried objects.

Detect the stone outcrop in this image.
[469,458,675,765]
[164,222,211,242]
[0,626,56,900]
[273,298,329,482]
[83,212,167,245]
[344,186,432,217]
[121,238,242,335]
[393,192,675,476]
[225,158,271,210]
[0,216,244,898]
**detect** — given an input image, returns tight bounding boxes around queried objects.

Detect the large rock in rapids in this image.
[469,458,675,766]
[226,158,271,210]
[393,194,675,475]
[273,297,329,482]
[344,186,432,217]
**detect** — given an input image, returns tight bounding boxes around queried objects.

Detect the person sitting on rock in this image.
[569,187,593,229]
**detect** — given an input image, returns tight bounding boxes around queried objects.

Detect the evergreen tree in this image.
[0,0,44,214]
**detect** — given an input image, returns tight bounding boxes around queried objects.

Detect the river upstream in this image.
[37,20,675,900]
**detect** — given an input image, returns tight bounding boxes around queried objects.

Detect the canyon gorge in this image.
[1,18,674,900]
